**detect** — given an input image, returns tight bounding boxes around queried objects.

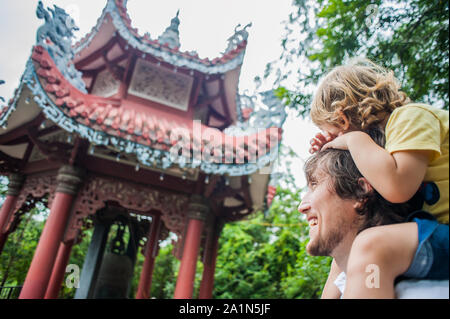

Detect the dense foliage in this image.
[0,206,46,288]
[268,0,449,117]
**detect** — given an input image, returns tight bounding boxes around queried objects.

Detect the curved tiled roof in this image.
[25,46,282,175]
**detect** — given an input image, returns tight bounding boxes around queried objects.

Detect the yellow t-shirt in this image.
[385,103,449,223]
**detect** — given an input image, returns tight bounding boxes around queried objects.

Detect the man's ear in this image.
[358,177,374,193]
[353,178,374,210]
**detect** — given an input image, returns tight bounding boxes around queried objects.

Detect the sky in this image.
[0,0,321,189]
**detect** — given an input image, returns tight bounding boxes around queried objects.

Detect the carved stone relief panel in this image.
[128,58,193,111]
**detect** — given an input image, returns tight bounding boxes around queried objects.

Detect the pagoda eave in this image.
[1,46,282,179]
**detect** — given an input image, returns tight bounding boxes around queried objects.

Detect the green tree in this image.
[269,0,449,116]
[149,243,180,298]
[0,203,48,288]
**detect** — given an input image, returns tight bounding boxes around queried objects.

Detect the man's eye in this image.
[309,181,318,189]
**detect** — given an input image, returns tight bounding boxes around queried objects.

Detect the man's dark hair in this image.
[304,129,414,232]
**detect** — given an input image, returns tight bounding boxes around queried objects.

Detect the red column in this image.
[136,214,161,299]
[199,221,222,299]
[19,165,83,299]
[174,218,204,299]
[174,195,209,299]
[44,240,74,299]
[0,173,25,255]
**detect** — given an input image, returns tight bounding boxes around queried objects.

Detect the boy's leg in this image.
[342,222,418,299]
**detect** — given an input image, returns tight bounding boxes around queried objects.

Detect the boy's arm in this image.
[321,259,343,299]
[323,131,430,203]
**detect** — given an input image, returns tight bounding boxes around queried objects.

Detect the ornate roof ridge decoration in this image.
[36,1,86,93]
[158,10,181,50]
[224,23,252,54]
[73,0,249,74]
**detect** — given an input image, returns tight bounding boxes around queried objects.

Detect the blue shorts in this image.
[402,211,449,280]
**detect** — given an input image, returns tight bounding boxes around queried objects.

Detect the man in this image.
[297,146,448,298]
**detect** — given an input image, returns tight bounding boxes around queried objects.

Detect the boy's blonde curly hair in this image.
[310,58,410,131]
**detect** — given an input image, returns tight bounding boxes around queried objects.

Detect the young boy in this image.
[308,58,449,298]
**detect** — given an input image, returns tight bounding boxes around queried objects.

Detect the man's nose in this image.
[298,200,311,214]
[298,189,313,214]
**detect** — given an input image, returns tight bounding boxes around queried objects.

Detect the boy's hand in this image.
[309,132,336,154]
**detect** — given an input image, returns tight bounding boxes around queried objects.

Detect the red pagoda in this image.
[0,0,286,299]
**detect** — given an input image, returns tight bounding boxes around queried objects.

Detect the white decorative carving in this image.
[128,58,193,111]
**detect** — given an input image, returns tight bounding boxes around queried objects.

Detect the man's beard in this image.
[307,227,345,256]
[306,215,354,257]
